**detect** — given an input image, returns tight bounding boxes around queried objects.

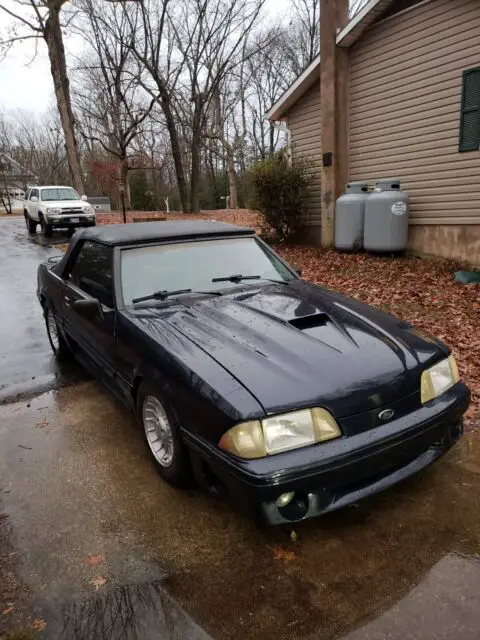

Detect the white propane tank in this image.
[364,179,409,252]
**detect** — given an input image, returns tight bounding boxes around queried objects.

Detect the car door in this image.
[62,240,117,384]
[28,188,40,220]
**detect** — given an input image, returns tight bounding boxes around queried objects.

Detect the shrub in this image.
[248,152,312,241]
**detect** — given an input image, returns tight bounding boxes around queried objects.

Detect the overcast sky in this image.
[0,0,289,115]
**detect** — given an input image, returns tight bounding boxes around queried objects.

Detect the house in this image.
[265,0,480,264]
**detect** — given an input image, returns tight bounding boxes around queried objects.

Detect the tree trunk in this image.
[269,123,275,155]
[162,96,188,213]
[44,5,84,195]
[208,150,216,207]
[227,152,238,210]
[120,156,131,209]
[190,127,201,213]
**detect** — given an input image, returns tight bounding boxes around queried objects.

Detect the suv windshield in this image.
[41,187,80,202]
[121,237,296,306]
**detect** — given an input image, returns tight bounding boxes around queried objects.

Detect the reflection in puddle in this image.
[54,581,211,640]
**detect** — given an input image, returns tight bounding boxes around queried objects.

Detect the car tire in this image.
[137,382,191,487]
[39,214,53,237]
[25,213,37,234]
[44,303,70,359]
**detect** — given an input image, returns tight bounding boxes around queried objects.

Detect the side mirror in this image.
[81,195,88,201]
[294,267,303,277]
[72,298,103,321]
[31,196,38,203]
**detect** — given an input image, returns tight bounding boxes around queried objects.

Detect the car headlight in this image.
[219,407,341,459]
[47,207,62,214]
[84,206,95,215]
[421,355,459,404]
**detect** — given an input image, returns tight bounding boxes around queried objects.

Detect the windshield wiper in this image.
[212,274,262,283]
[132,289,223,304]
[133,289,192,303]
[212,274,289,285]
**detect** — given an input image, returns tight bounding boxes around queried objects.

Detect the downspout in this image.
[269,119,292,164]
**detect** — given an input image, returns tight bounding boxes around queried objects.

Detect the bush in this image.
[248,152,312,241]
[130,170,158,211]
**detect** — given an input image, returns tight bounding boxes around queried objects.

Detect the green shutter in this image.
[459,67,480,152]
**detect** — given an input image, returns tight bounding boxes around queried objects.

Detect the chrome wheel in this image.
[142,395,174,468]
[46,307,60,352]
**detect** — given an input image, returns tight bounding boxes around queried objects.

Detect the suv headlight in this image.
[421,355,459,404]
[47,207,62,214]
[219,407,341,459]
[84,206,95,215]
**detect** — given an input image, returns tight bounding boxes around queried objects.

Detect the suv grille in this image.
[61,208,84,215]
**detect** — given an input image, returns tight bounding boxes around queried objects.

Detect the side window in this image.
[30,189,39,200]
[68,241,114,307]
[459,67,480,152]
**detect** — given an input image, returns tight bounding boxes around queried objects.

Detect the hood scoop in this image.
[288,313,329,331]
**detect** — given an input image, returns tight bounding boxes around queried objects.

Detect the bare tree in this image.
[169,0,267,212]
[242,27,293,158]
[117,0,190,212]
[1,108,70,185]
[0,0,84,193]
[350,0,369,16]
[74,0,156,208]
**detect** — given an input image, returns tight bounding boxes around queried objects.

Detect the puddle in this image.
[1,385,480,640]
[45,581,212,640]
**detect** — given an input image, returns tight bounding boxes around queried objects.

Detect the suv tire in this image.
[25,212,37,234]
[39,214,53,237]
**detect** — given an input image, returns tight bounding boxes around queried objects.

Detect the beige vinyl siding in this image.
[349,0,480,222]
[286,79,322,226]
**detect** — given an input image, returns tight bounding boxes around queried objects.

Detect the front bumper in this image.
[185,382,470,525]
[45,214,95,227]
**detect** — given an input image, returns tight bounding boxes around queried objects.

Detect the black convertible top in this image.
[73,220,254,246]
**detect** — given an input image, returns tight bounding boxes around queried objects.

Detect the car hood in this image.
[42,200,89,209]
[130,281,448,418]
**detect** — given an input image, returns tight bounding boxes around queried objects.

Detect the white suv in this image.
[24,185,96,236]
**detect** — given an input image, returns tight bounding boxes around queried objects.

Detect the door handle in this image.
[64,295,72,308]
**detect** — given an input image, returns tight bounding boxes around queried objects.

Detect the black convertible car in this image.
[37,221,470,524]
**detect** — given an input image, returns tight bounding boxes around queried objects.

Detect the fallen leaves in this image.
[84,553,105,568]
[96,210,261,230]
[31,618,47,631]
[272,546,296,562]
[89,575,108,590]
[276,245,480,425]
[2,605,14,616]
[36,419,49,429]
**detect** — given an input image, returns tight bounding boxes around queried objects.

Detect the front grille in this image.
[61,208,83,215]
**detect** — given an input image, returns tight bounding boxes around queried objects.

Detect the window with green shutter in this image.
[459,67,480,152]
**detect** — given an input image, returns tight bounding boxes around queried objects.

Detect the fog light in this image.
[275,492,295,508]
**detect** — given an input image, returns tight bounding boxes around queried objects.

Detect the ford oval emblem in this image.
[379,408,395,421]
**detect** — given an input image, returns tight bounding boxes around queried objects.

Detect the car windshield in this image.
[120,237,297,306]
[41,188,80,201]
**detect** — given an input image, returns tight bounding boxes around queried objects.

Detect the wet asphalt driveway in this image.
[0,218,87,404]
[1,217,480,640]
